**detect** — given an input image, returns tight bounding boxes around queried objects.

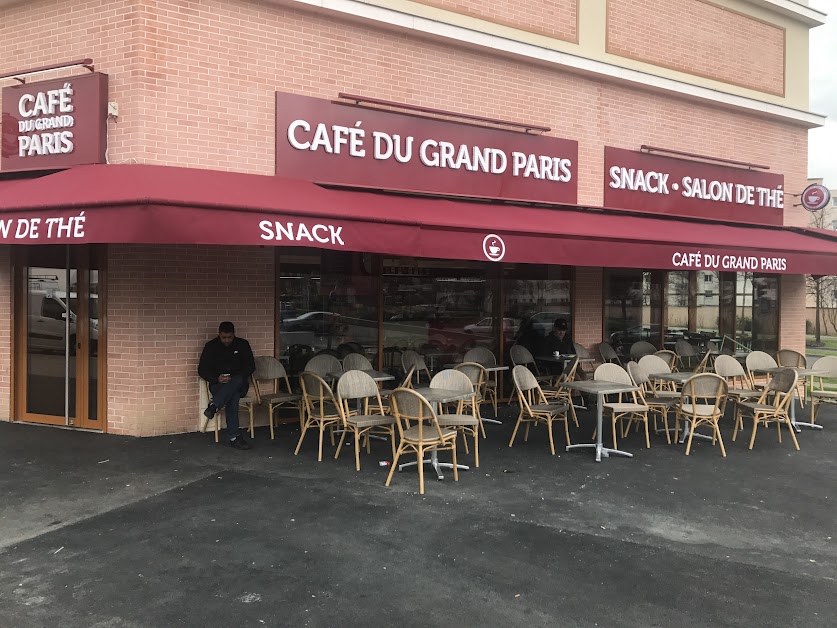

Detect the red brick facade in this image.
[0,0,817,434]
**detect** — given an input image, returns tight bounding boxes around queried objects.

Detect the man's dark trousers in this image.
[209,375,249,440]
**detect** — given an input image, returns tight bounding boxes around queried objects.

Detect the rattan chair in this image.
[675,339,700,371]
[509,365,570,455]
[654,350,679,372]
[734,368,799,451]
[673,374,728,456]
[452,362,488,436]
[638,354,680,399]
[342,352,374,372]
[201,377,258,443]
[745,351,778,391]
[305,354,343,382]
[253,356,303,439]
[386,388,458,495]
[295,371,345,461]
[630,341,657,360]
[463,347,499,416]
[401,350,432,385]
[553,356,580,427]
[713,354,761,418]
[335,370,396,471]
[430,369,481,467]
[509,344,552,382]
[810,356,837,426]
[595,363,650,450]
[597,342,622,366]
[626,361,676,444]
[777,348,808,405]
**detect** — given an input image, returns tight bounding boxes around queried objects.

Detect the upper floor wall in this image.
[0,0,821,227]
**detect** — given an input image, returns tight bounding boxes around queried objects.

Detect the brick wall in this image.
[607,0,786,96]
[780,274,806,356]
[413,0,578,41]
[0,246,10,421]
[573,266,603,355]
[106,245,274,435]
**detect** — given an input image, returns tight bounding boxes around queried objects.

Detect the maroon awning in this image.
[0,164,835,275]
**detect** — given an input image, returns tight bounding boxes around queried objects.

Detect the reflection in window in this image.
[665,270,689,349]
[604,269,662,355]
[382,258,492,373]
[504,264,571,358]
[278,250,379,375]
[736,273,778,352]
[695,271,720,345]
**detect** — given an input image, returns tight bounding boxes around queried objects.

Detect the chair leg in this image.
[611,417,618,450]
[661,411,671,444]
[685,420,695,455]
[462,431,470,454]
[294,418,311,455]
[644,417,650,449]
[715,423,726,457]
[473,430,480,468]
[786,420,800,451]
[568,401,579,428]
[355,429,362,471]
[776,420,782,444]
[563,416,571,446]
[386,445,403,487]
[418,445,425,495]
[749,419,759,450]
[390,429,397,460]
[318,423,325,462]
[509,417,523,447]
[214,411,220,443]
[249,406,255,439]
[334,429,348,459]
[524,422,531,442]
[547,419,556,456]
[451,441,458,482]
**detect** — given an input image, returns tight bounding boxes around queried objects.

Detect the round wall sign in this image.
[482,234,505,262]
[801,183,831,212]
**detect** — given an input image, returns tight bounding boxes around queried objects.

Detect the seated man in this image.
[542,318,575,376]
[199,321,256,450]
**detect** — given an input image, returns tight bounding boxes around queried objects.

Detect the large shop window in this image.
[604,269,663,356]
[734,273,779,352]
[504,264,572,359]
[381,258,493,373]
[277,250,379,375]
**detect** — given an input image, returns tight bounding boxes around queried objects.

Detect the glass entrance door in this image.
[14,245,103,429]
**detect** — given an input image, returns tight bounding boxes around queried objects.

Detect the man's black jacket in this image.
[198,336,256,384]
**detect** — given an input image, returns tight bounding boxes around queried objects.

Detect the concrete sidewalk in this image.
[0,401,835,627]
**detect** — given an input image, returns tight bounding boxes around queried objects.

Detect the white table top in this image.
[754,367,825,377]
[649,372,695,384]
[329,369,395,382]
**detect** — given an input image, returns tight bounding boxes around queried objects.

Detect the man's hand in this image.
[218,374,232,384]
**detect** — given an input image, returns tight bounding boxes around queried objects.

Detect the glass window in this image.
[278,250,379,375]
[604,269,662,356]
[733,273,778,352]
[382,257,492,373]
[695,271,720,347]
[503,264,571,359]
[664,270,689,350]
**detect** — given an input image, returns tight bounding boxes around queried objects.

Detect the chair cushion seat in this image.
[653,390,680,399]
[239,396,256,405]
[529,403,568,416]
[347,414,396,428]
[678,403,720,417]
[437,413,480,427]
[485,380,497,389]
[263,392,302,404]
[401,425,457,442]
[306,401,341,417]
[604,402,648,413]
[738,402,779,414]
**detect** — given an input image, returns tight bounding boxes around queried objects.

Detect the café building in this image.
[0,0,835,436]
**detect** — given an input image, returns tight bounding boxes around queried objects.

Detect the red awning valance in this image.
[0,164,835,275]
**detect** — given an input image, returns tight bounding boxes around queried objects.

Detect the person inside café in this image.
[544,318,574,356]
[199,321,256,450]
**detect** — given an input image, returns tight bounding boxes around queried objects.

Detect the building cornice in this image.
[741,0,826,27]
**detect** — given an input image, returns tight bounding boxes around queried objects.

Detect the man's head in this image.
[218,321,235,346]
[553,318,568,336]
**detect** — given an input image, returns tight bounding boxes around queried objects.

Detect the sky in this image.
[808,0,836,187]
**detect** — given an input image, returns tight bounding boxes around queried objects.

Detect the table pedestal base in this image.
[566,443,633,463]
[398,450,469,480]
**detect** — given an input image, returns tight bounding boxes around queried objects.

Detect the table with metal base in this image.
[481,365,509,425]
[756,367,826,432]
[397,387,473,480]
[561,380,637,462]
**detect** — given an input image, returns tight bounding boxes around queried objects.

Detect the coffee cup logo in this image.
[801,183,831,212]
[482,234,505,262]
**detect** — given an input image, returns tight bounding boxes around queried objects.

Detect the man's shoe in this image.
[229,436,252,450]
[203,403,217,420]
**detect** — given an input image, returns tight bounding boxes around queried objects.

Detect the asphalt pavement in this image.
[0,399,835,627]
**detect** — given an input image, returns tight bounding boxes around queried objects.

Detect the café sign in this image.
[1,72,108,172]
[604,147,785,226]
[276,92,578,204]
